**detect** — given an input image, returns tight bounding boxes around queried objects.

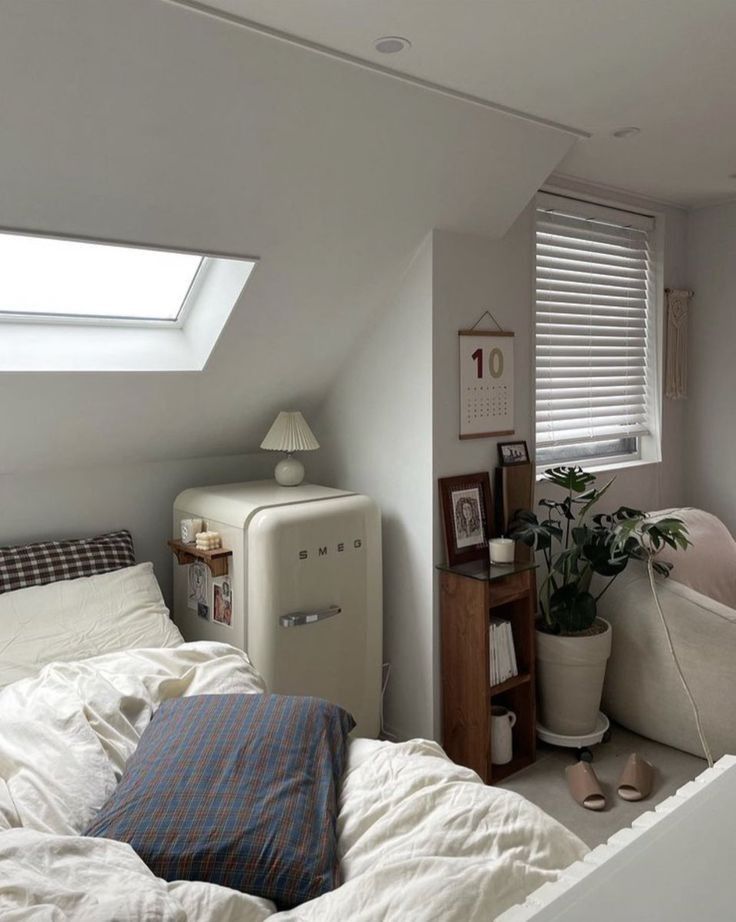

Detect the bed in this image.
[0,533,586,921]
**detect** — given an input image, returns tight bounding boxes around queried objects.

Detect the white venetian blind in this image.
[535,193,655,455]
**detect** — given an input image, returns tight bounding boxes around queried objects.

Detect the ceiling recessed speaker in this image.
[374,36,411,54]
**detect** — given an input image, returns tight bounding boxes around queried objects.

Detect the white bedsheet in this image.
[0,642,586,920]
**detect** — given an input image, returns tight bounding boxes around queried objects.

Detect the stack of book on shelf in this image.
[489,616,518,686]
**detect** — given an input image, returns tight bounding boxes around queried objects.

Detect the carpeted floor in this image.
[498,722,706,848]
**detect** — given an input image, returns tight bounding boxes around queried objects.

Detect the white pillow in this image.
[0,563,183,687]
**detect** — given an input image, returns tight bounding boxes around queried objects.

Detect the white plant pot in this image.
[536,619,612,737]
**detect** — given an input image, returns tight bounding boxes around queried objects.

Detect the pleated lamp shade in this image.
[260,411,320,452]
[260,411,319,485]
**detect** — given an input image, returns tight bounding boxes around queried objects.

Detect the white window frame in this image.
[533,189,664,474]
[0,226,257,372]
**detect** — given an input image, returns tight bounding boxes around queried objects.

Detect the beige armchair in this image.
[599,508,736,760]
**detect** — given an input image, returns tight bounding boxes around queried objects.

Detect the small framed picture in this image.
[439,472,494,567]
[213,577,233,627]
[187,561,209,612]
[498,440,530,466]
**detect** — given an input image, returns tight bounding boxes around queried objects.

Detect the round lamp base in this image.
[274,455,305,486]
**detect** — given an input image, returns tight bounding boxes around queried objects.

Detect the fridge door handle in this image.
[279,605,342,628]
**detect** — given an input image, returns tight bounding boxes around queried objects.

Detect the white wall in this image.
[685,201,736,532]
[0,452,272,606]
[312,236,434,740]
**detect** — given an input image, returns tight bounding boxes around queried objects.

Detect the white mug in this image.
[491,705,516,765]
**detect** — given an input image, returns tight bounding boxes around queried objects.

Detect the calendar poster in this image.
[459,330,514,439]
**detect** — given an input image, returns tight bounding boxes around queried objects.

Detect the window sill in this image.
[535,457,661,480]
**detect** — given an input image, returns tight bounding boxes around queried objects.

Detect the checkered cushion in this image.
[0,530,135,594]
[85,694,355,908]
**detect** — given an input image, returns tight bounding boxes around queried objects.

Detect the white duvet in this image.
[0,642,586,921]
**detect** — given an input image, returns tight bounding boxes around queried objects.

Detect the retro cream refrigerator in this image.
[172,481,382,737]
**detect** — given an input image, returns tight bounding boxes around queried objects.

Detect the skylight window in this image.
[0,229,257,372]
[0,231,203,322]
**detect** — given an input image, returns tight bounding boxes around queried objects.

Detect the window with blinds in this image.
[535,193,657,466]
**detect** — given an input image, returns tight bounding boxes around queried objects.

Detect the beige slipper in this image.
[617,753,654,802]
[566,761,607,811]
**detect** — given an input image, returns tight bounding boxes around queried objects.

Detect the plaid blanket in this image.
[0,530,135,593]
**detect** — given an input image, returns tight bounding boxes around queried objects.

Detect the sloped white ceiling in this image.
[0,0,575,474]
[199,0,736,208]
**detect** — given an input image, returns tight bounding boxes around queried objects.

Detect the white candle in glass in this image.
[489,538,515,565]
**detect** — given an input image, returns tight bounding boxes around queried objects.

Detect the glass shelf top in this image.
[436,558,537,582]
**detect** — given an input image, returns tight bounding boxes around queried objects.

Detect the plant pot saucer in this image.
[536,711,610,749]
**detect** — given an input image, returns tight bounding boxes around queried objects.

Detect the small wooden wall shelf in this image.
[439,559,537,784]
[167,539,232,577]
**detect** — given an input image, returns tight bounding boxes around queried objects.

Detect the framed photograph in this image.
[213,577,233,627]
[498,440,530,466]
[439,472,494,566]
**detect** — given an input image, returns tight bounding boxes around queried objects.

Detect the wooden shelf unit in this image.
[489,671,531,697]
[167,539,232,577]
[439,561,537,784]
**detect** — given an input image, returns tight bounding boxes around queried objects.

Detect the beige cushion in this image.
[656,507,736,609]
[600,561,736,759]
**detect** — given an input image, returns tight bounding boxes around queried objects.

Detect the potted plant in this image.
[511,466,689,737]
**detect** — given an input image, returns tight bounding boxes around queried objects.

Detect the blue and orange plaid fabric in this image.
[85,693,355,908]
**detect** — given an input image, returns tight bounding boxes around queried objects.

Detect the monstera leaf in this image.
[542,466,596,493]
[612,514,691,558]
[509,510,561,550]
[582,532,630,578]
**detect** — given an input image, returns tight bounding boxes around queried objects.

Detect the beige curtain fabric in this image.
[665,288,692,399]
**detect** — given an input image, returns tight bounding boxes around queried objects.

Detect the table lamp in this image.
[260,411,320,486]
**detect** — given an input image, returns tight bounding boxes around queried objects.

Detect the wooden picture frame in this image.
[497,439,530,466]
[439,472,494,566]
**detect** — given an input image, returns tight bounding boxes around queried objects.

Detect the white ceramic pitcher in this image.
[491,705,516,765]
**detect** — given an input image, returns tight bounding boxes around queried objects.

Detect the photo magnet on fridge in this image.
[188,561,209,613]
[213,576,233,627]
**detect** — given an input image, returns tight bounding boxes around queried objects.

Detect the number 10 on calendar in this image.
[459,330,514,439]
